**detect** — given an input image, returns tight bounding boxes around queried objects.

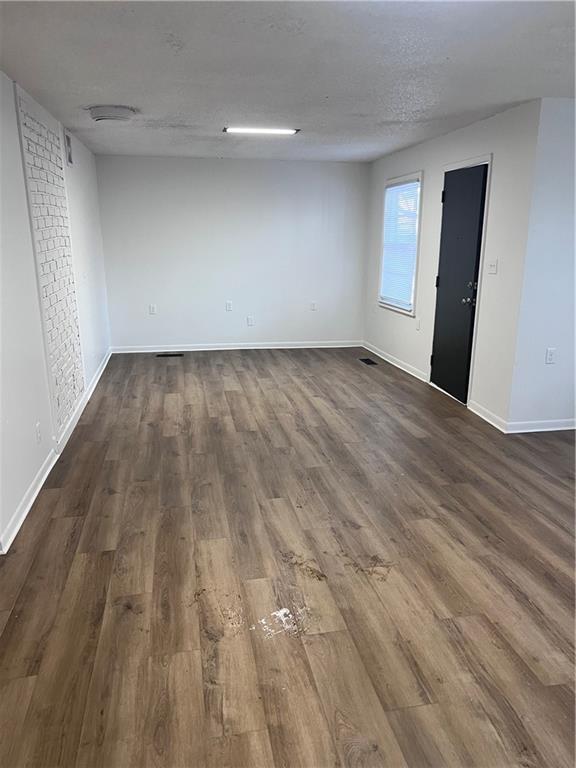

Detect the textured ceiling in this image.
[0,1,573,161]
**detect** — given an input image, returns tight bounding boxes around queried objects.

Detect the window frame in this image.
[377,171,423,317]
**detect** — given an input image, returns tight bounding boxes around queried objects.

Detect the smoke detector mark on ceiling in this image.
[86,105,139,122]
[142,118,199,131]
[164,32,186,52]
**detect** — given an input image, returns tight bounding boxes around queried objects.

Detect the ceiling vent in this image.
[86,105,138,122]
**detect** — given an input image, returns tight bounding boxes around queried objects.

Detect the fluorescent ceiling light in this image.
[223,126,299,136]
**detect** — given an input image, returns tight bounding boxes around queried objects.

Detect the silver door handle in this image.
[461,297,471,304]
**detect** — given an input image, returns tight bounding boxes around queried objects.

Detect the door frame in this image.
[429,153,493,405]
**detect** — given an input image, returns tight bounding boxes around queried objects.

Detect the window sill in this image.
[377,301,415,318]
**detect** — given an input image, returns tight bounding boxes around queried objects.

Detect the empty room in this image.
[0,1,574,766]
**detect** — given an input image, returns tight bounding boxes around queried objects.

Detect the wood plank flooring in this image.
[0,347,574,768]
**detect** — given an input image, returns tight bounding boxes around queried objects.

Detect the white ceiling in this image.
[0,1,573,161]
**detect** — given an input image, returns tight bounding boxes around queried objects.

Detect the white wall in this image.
[363,101,543,428]
[508,99,575,429]
[97,157,368,350]
[0,71,111,551]
[67,134,111,386]
[0,70,54,547]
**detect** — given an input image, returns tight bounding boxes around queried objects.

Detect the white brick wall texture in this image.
[16,86,85,438]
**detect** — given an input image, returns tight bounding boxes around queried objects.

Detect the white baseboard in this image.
[362,341,428,382]
[0,447,58,554]
[466,401,575,434]
[56,350,112,451]
[467,400,509,432]
[0,349,112,554]
[505,417,575,434]
[110,340,363,354]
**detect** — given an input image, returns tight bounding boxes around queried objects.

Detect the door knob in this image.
[461,297,471,304]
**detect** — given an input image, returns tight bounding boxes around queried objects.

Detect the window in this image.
[379,174,422,314]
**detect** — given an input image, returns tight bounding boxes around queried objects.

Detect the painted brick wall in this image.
[16,86,84,438]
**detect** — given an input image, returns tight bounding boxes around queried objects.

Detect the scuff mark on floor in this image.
[279,549,327,581]
[344,553,393,581]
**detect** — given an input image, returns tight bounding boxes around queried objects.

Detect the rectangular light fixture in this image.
[223,126,299,136]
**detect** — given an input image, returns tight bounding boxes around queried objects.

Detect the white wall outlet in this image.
[486,259,498,275]
[310,301,318,311]
[149,303,157,315]
[35,421,42,444]
[545,347,557,365]
[225,301,233,312]
[247,315,255,327]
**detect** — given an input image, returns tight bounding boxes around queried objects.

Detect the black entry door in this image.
[430,164,488,403]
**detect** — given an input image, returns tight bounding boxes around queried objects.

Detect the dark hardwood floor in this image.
[0,347,573,768]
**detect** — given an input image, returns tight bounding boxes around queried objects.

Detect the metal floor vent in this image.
[359,357,378,366]
[156,352,184,358]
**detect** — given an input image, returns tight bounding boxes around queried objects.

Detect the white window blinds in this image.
[379,177,421,313]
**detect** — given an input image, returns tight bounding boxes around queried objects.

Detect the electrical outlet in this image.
[247,315,255,327]
[149,304,157,315]
[225,301,233,312]
[545,347,557,365]
[35,421,42,444]
[486,260,498,275]
[310,302,318,312]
